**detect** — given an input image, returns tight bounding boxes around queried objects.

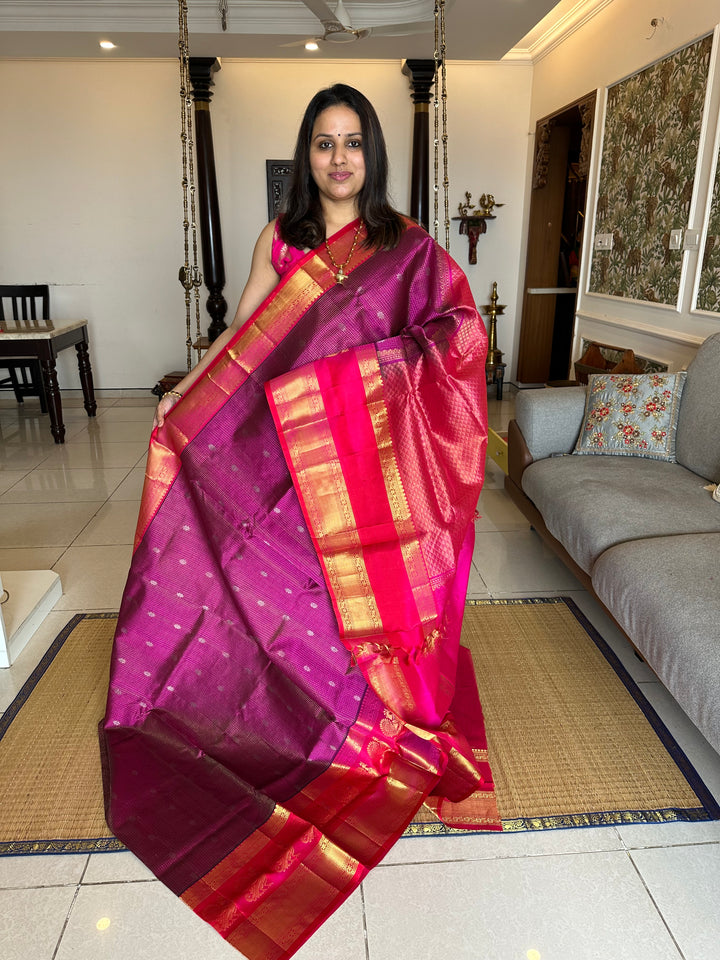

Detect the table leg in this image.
[75,340,97,417]
[496,370,504,402]
[40,358,66,443]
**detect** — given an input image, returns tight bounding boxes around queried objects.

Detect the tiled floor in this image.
[1,389,719,960]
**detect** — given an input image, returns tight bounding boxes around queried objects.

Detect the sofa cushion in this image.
[574,372,685,461]
[592,532,720,755]
[515,387,587,461]
[676,331,720,481]
[521,455,720,573]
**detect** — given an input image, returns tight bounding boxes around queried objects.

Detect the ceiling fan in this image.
[283,0,434,47]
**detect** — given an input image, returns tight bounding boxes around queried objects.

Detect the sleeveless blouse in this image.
[271,220,306,277]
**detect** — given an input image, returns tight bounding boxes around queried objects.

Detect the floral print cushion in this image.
[574,372,687,461]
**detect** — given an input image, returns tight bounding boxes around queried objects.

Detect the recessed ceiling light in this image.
[305,41,319,51]
[99,40,116,50]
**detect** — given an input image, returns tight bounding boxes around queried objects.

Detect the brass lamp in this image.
[480,282,505,366]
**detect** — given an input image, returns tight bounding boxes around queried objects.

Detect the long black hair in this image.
[280,83,406,251]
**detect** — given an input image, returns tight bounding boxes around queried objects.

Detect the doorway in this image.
[516,93,596,384]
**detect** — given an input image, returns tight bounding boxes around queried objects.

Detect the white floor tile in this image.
[0,854,88,889]
[618,819,720,848]
[72,501,140,546]
[108,467,146,501]
[476,487,529,531]
[487,395,515,433]
[42,406,104,421]
[105,394,157,405]
[52,545,132,610]
[363,852,683,960]
[481,457,506,490]
[0,547,65,570]
[38,441,148,471]
[0,442,55,472]
[96,405,157,422]
[0,471,29,496]
[55,395,116,408]
[0,500,102,548]
[84,851,154,885]
[465,562,490,599]
[72,420,152,443]
[631,843,720,960]
[474,528,584,594]
[0,468,129,503]
[1,416,89,444]
[0,886,78,960]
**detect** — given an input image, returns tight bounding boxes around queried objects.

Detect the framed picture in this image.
[266,160,294,221]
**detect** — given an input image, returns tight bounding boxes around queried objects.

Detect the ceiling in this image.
[0,0,573,61]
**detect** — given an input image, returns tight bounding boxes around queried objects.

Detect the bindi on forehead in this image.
[313,130,362,139]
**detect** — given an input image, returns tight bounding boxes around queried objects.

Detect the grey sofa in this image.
[505,331,720,754]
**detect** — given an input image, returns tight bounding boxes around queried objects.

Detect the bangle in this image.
[162,390,183,401]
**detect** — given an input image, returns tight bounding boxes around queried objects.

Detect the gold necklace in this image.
[325,221,363,284]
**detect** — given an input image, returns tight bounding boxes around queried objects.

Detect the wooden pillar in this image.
[188,57,227,342]
[402,59,436,232]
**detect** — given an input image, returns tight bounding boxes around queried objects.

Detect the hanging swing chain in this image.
[433,0,450,250]
[440,8,450,251]
[178,0,203,371]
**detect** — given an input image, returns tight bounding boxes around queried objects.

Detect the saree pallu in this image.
[101,220,500,960]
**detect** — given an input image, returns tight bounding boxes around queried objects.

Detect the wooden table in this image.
[0,320,96,442]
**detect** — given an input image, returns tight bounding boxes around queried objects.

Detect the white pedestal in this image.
[0,570,62,668]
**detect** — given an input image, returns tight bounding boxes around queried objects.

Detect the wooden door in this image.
[516,127,570,383]
[516,94,596,384]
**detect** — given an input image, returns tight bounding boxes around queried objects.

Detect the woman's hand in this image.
[153,392,182,429]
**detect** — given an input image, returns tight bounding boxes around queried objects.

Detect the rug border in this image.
[404,596,720,836]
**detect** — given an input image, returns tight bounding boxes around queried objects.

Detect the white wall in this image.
[445,62,534,371]
[0,57,533,390]
[0,60,184,389]
[528,0,720,373]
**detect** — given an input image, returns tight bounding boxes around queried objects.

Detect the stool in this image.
[486,361,506,401]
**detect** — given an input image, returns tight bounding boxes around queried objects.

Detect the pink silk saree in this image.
[101,220,500,960]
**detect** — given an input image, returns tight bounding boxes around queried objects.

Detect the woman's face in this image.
[309,105,366,210]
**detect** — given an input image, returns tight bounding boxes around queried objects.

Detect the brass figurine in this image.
[453,192,500,264]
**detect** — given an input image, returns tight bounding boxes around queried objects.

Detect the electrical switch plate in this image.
[684,229,700,250]
[594,233,613,250]
[669,229,683,250]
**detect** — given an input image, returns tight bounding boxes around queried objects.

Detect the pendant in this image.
[334,267,347,284]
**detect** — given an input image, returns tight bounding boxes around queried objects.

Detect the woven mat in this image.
[409,597,719,834]
[1,599,717,855]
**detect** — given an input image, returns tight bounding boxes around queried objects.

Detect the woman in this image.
[102,84,499,960]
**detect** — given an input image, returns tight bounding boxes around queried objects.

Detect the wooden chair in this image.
[0,285,48,411]
[0,284,97,443]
